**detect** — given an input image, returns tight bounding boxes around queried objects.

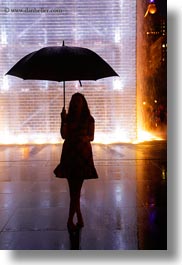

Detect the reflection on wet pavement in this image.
[0,142,167,250]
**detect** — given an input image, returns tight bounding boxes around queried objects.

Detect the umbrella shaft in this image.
[63,81,65,109]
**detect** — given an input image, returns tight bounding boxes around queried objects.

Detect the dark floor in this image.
[0,141,167,250]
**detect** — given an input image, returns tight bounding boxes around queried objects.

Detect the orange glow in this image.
[144,3,157,17]
[134,129,163,144]
[20,146,30,159]
[0,129,164,145]
[148,4,157,15]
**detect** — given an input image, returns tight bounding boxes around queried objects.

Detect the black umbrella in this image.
[6,42,118,108]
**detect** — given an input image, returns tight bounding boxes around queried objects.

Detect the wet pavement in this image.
[0,141,167,250]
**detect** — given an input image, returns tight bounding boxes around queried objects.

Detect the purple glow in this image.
[150,0,155,3]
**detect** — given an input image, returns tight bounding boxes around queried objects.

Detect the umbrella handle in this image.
[63,81,65,109]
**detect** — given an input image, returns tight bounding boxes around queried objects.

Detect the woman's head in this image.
[67,93,90,121]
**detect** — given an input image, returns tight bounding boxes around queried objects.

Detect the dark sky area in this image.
[155,0,167,17]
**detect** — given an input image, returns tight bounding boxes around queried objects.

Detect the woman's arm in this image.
[87,116,95,141]
[61,121,67,139]
[60,108,67,139]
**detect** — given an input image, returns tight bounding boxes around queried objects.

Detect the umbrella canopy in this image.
[6,44,118,107]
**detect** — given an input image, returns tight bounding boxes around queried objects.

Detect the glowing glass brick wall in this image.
[0,0,136,144]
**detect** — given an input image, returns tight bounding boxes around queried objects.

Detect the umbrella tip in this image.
[62,40,65,46]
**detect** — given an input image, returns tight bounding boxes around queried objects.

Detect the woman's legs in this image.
[67,179,84,228]
[75,182,84,226]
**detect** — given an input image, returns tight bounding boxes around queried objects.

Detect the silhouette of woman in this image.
[54,93,98,231]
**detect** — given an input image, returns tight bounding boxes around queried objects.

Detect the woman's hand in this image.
[61,107,67,121]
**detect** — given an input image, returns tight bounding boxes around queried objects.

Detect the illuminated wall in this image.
[0,0,136,144]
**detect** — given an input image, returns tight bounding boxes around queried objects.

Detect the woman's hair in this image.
[67,93,91,121]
